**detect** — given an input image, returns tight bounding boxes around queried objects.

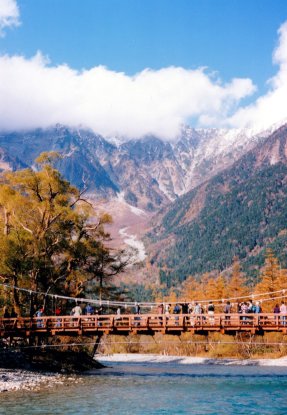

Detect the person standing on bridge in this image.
[181,303,189,314]
[224,301,232,314]
[280,301,287,326]
[71,304,82,327]
[116,307,121,318]
[255,302,262,313]
[223,301,231,324]
[194,302,202,315]
[188,302,194,314]
[173,304,181,326]
[173,304,181,314]
[10,308,17,318]
[71,304,82,316]
[35,307,44,328]
[135,303,141,314]
[158,304,164,314]
[84,304,94,315]
[274,303,280,324]
[134,303,141,327]
[207,301,215,325]
[165,304,171,315]
[55,306,62,328]
[274,304,280,313]
[3,307,10,318]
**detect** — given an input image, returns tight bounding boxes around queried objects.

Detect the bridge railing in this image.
[0,313,286,335]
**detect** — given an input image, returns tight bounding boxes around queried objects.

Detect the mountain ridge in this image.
[0,123,277,211]
[147,123,287,284]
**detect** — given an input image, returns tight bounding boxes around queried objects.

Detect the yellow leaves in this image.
[202,275,226,302]
[0,151,120,306]
[181,276,200,300]
[275,268,287,290]
[100,212,113,225]
[164,289,178,304]
[254,249,286,311]
[180,266,249,304]
[65,270,87,297]
[255,249,280,295]
[35,151,61,166]
[0,184,16,204]
[225,258,249,299]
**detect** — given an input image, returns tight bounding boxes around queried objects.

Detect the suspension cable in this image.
[0,281,286,309]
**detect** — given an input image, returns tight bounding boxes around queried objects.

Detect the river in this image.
[1,356,287,414]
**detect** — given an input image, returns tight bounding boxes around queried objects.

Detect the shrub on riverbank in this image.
[98,332,287,359]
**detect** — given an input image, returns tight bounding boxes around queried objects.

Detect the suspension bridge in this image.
[1,313,286,339]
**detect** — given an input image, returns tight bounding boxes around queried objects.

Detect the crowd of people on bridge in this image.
[1,299,287,321]
[153,300,263,316]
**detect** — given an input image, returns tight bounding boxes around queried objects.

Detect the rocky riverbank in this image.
[0,340,104,392]
[0,369,68,393]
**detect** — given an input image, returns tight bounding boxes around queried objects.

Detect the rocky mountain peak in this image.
[0,121,286,212]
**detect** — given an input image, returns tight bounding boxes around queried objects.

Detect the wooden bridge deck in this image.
[0,313,287,338]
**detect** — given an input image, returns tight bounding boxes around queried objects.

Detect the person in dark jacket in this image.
[274,304,280,313]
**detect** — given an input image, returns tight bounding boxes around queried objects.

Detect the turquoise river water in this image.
[1,360,287,414]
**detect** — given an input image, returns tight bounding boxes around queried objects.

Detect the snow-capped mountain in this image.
[0,122,284,211]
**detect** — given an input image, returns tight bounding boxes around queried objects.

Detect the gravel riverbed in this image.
[0,369,73,393]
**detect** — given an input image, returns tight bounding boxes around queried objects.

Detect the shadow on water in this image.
[86,360,287,379]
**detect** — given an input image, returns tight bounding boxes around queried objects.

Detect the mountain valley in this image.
[1,122,287,286]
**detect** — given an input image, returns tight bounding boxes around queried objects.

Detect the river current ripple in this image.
[0,360,287,414]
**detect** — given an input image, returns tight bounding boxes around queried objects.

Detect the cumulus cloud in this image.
[0,6,287,139]
[229,21,287,130]
[0,0,20,36]
[0,52,255,139]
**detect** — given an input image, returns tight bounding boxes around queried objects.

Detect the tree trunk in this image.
[3,207,10,236]
[12,276,22,317]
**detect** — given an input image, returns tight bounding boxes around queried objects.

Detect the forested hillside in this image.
[148,124,287,284]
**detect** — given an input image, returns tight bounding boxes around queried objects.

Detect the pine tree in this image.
[255,249,281,311]
[226,257,249,300]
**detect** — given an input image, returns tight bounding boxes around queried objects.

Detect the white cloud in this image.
[0,0,20,36]
[228,21,287,130]
[0,8,287,139]
[0,52,255,139]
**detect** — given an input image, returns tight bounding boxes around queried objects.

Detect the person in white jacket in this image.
[71,305,82,316]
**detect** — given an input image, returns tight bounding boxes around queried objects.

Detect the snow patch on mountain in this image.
[119,227,146,263]
[116,192,146,216]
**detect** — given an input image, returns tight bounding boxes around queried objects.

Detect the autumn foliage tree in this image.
[254,249,287,311]
[225,257,249,300]
[0,152,127,315]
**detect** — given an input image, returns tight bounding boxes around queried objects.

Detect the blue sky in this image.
[3,1,287,86]
[1,0,287,138]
